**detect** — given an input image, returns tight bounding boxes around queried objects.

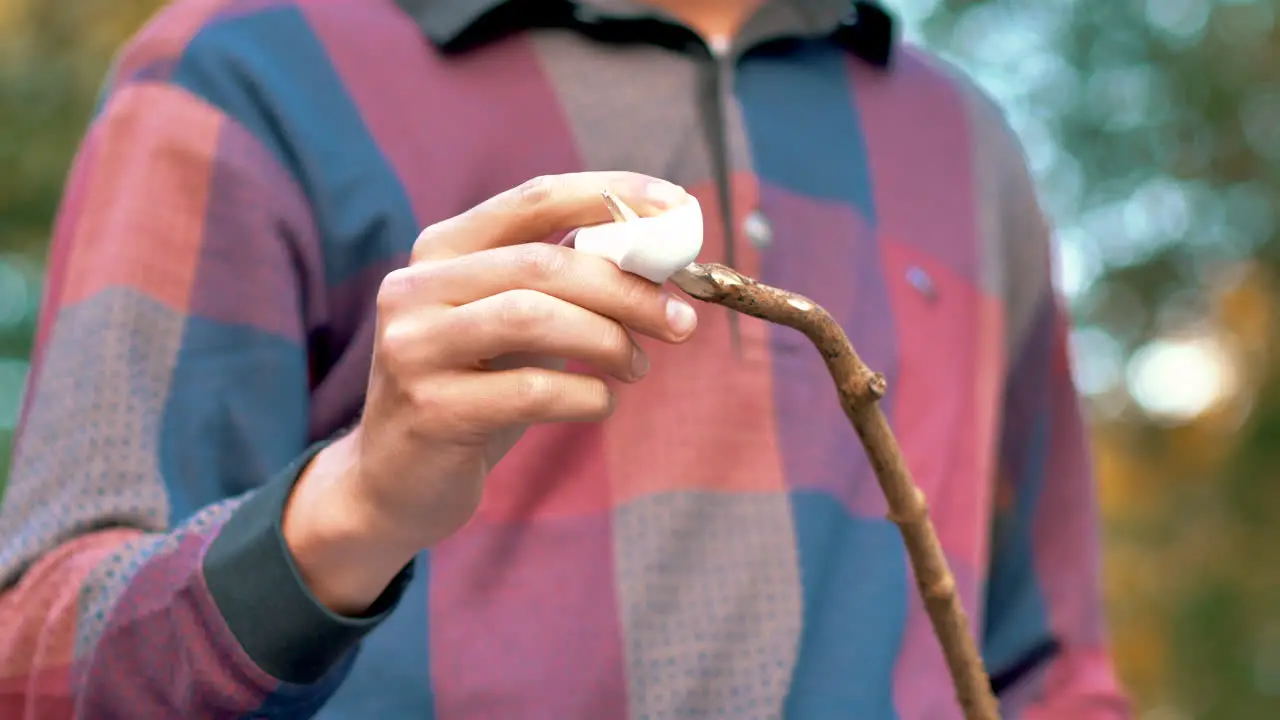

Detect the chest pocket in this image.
[750,191,902,516]
[876,233,1002,577]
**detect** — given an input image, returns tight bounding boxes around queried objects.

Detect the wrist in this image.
[282,431,418,616]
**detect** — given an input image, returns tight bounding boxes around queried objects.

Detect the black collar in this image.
[394,0,896,68]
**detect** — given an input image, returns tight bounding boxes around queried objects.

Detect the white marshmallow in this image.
[573,196,704,284]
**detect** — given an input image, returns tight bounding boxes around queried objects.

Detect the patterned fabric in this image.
[0,0,1129,718]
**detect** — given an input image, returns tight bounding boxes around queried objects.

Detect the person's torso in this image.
[169,1,1018,716]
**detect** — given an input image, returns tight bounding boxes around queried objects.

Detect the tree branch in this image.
[670,262,1001,720]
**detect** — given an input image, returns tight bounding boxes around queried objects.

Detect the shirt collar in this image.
[394,0,896,68]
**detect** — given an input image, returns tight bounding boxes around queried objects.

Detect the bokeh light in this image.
[1127,336,1236,422]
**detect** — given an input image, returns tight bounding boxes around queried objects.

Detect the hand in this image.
[282,172,699,613]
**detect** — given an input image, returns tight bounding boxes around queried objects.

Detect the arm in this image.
[980,120,1130,719]
[0,73,406,719]
[983,291,1130,719]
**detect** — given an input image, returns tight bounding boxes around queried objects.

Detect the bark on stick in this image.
[670,262,1001,720]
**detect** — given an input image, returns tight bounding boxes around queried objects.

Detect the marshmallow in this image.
[574,196,704,284]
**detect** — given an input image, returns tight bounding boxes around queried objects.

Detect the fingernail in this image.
[646,181,688,211]
[630,347,650,379]
[665,296,697,338]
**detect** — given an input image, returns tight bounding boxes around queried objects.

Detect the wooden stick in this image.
[597,189,999,718]
[669,262,1001,720]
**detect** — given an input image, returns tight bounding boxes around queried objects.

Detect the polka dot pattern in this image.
[0,289,177,590]
[73,498,242,659]
[613,492,804,720]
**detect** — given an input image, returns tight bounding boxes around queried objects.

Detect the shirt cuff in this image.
[202,441,414,684]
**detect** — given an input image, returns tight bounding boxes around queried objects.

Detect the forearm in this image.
[985,296,1130,719]
[0,501,287,718]
[0,530,134,718]
[0,446,415,719]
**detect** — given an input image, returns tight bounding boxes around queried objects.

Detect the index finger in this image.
[411,171,689,263]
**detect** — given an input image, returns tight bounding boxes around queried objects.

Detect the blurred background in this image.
[1,0,1278,716]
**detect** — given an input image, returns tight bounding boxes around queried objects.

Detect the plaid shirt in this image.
[0,0,1129,717]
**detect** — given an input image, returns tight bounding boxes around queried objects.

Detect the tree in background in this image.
[0,0,163,471]
[917,0,1280,715]
[1,0,1277,716]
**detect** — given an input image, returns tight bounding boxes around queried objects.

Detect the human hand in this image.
[282,172,698,613]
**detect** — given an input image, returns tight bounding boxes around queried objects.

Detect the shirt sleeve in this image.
[979,113,1131,718]
[0,68,409,720]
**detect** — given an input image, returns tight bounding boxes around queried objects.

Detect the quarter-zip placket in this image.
[695,36,744,353]
[512,3,793,355]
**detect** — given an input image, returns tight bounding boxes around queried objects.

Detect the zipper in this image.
[697,37,743,354]
[561,8,748,353]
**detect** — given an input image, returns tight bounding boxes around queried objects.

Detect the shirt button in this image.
[905,265,938,301]
[743,210,773,249]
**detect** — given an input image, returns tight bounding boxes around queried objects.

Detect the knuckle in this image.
[411,216,470,263]
[376,317,416,372]
[376,269,412,315]
[405,380,482,440]
[495,289,551,335]
[444,308,486,345]
[507,242,566,283]
[512,175,556,210]
[616,276,659,317]
[404,384,450,432]
[511,371,556,416]
[377,264,442,316]
[410,224,442,262]
[599,320,632,358]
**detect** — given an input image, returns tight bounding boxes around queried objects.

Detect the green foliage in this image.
[0,0,164,496]
[921,0,1280,715]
